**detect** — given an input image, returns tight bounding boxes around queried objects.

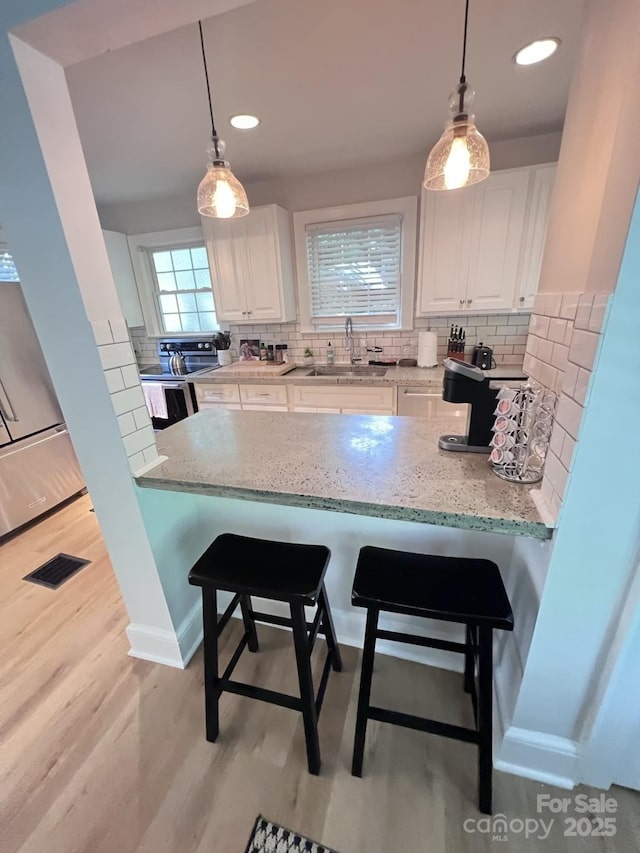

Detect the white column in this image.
[0,15,184,665]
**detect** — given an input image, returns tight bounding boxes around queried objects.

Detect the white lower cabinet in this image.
[198,401,242,411]
[194,383,241,406]
[288,384,395,415]
[194,382,395,416]
[239,384,289,407]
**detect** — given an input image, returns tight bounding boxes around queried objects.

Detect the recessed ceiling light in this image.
[229,114,260,130]
[514,38,561,66]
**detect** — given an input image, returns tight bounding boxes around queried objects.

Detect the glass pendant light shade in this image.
[197,137,249,219]
[196,23,250,219]
[424,80,490,191]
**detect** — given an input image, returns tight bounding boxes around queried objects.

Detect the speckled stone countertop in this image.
[190,364,525,387]
[136,409,549,539]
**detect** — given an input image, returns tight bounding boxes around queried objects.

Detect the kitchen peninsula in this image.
[134,407,549,684]
[136,408,547,539]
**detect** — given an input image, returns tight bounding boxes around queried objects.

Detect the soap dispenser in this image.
[326,342,334,364]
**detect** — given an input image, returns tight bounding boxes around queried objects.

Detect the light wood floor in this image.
[1,494,639,853]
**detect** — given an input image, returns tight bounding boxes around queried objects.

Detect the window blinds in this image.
[0,248,19,282]
[305,214,403,322]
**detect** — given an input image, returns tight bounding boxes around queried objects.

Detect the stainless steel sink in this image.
[305,365,388,377]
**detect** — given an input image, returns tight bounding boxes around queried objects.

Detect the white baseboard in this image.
[177,599,204,665]
[126,622,186,669]
[495,725,579,789]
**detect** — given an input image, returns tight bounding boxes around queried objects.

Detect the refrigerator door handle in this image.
[0,376,18,421]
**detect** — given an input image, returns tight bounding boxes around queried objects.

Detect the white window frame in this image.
[127,226,220,337]
[293,197,417,333]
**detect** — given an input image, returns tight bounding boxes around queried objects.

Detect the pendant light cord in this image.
[460,0,470,83]
[199,21,217,139]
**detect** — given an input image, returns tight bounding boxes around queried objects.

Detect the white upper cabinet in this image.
[416,164,556,315]
[417,189,472,314]
[103,230,143,327]
[465,168,530,312]
[202,204,297,324]
[516,164,557,310]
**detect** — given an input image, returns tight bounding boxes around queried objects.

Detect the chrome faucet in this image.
[345,317,360,364]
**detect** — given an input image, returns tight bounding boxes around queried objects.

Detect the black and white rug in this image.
[245,815,339,853]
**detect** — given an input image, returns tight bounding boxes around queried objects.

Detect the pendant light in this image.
[196,21,249,218]
[423,0,490,191]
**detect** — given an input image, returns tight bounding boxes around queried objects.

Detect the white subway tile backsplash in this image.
[573,367,591,406]
[109,317,130,344]
[104,368,125,394]
[121,364,141,388]
[123,425,156,457]
[560,293,579,320]
[556,394,583,439]
[92,320,113,346]
[99,341,135,371]
[560,432,576,470]
[110,385,145,416]
[538,337,554,363]
[128,451,146,473]
[569,328,599,370]
[117,411,137,437]
[574,292,594,330]
[133,405,151,431]
[143,445,159,465]
[588,293,608,333]
[530,314,550,337]
[548,318,567,343]
[562,362,579,398]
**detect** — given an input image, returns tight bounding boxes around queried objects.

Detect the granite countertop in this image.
[136,409,549,539]
[190,364,525,387]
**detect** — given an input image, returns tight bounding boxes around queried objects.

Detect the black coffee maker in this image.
[471,342,496,370]
[438,358,524,453]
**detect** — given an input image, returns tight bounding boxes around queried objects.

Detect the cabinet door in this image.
[417,188,472,314]
[242,207,285,322]
[465,169,530,312]
[202,219,249,322]
[516,164,556,310]
[103,230,143,327]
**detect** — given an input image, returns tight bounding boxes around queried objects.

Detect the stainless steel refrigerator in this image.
[0,282,84,536]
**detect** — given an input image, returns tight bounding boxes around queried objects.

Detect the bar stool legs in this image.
[351,607,379,777]
[478,626,493,815]
[291,603,321,775]
[319,586,343,673]
[239,595,259,653]
[202,587,219,743]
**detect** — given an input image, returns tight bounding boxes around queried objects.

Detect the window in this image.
[128,227,220,337]
[294,197,417,332]
[0,248,19,282]
[149,244,217,333]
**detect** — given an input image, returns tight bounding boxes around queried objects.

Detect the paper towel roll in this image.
[417,330,438,368]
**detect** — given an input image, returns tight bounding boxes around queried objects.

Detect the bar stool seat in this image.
[351,546,514,814]
[189,533,343,776]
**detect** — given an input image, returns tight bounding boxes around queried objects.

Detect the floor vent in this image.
[23,553,91,589]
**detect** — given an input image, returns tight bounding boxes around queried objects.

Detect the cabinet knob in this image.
[459,298,464,306]
[241,311,247,315]
[467,298,472,305]
[247,310,252,315]
[519,296,525,303]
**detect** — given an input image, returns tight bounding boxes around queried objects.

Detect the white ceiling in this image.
[65,0,585,206]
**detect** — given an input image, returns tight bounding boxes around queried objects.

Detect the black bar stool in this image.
[350,546,514,814]
[188,533,343,775]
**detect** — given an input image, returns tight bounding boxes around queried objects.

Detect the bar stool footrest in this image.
[368,706,480,745]
[219,679,303,711]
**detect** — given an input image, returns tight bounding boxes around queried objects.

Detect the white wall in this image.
[97,132,562,234]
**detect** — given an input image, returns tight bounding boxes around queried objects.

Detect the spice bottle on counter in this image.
[267,344,275,362]
[275,344,284,363]
[282,345,289,363]
[259,342,268,361]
